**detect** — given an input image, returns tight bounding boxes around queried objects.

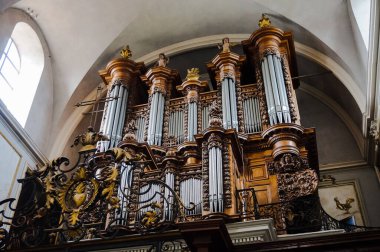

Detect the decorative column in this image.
[141,59,179,146]
[97,46,145,151]
[208,38,245,130]
[177,68,207,142]
[161,148,178,221]
[196,101,244,216]
[243,15,299,127]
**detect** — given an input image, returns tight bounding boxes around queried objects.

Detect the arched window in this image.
[0,22,44,127]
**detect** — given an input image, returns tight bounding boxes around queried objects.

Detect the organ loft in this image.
[2,15,336,252]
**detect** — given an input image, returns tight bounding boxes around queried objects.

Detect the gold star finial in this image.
[258,14,271,28]
[120,45,132,59]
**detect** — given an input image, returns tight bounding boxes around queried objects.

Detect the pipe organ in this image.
[1,15,356,252]
[93,15,319,233]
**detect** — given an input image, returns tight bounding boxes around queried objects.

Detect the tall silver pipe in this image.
[179,110,183,143]
[157,93,164,145]
[221,81,227,129]
[188,104,192,141]
[110,85,125,147]
[174,110,178,139]
[193,103,197,138]
[228,78,238,129]
[169,112,173,137]
[248,97,254,132]
[216,148,223,212]
[99,87,113,135]
[103,85,119,149]
[244,99,252,133]
[255,98,262,131]
[104,85,119,137]
[267,55,283,123]
[223,79,232,128]
[116,87,128,143]
[274,56,291,123]
[262,58,277,125]
[154,93,161,145]
[247,98,253,133]
[252,98,258,132]
[147,92,157,144]
[250,98,255,132]
[247,97,255,133]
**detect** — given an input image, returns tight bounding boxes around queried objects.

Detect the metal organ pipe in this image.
[98,83,130,151]
[228,78,238,129]
[274,56,291,123]
[117,164,134,225]
[267,55,283,123]
[164,172,174,220]
[147,91,165,145]
[187,102,197,141]
[261,55,291,125]
[147,92,157,145]
[180,178,202,216]
[262,57,276,125]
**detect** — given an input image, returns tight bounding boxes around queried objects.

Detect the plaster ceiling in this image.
[4,0,369,156]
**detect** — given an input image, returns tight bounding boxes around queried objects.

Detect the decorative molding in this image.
[319,160,368,171]
[299,83,365,156]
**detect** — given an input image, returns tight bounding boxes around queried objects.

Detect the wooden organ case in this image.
[95,16,320,235]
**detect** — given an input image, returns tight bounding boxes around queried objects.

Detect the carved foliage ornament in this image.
[268,154,309,175]
[277,169,319,202]
[71,126,108,152]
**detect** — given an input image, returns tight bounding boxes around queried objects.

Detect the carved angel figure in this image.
[156,53,169,67]
[209,100,221,119]
[217,37,239,53]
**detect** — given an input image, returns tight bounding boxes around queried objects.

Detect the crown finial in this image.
[186,68,200,81]
[258,14,271,28]
[120,45,132,59]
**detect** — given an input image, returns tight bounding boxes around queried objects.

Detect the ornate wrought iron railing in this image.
[257,194,379,234]
[1,150,378,250]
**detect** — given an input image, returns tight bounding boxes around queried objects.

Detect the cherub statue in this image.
[217,37,239,53]
[123,119,137,141]
[208,100,222,127]
[156,53,169,67]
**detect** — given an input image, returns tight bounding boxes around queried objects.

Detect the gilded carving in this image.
[56,167,99,226]
[120,45,132,59]
[71,126,107,153]
[186,68,200,81]
[258,14,271,28]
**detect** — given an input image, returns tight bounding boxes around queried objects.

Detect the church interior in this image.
[0,0,380,251]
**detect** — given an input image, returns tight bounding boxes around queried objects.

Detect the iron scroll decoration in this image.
[0,146,195,250]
